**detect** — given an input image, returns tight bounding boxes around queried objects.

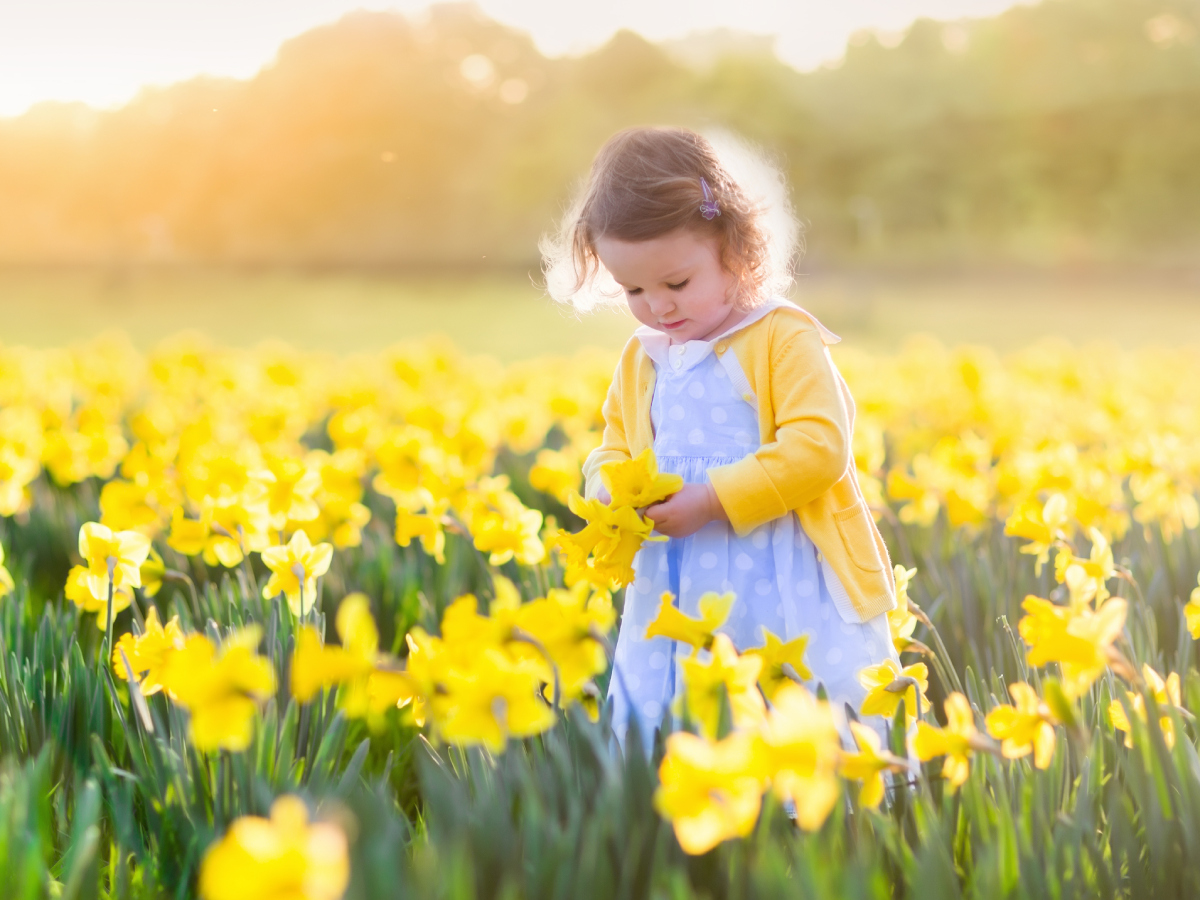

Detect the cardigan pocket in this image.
[833,503,885,573]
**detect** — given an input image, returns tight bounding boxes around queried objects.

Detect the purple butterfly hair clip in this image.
[699,177,721,220]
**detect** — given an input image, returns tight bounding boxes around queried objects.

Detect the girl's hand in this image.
[644,483,729,539]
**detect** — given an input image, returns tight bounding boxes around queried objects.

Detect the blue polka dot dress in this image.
[607,314,898,751]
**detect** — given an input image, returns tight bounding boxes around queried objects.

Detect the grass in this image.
[0,267,1198,359]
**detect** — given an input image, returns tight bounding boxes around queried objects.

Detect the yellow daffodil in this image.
[77,521,152,603]
[198,795,348,900]
[887,565,919,651]
[167,507,213,558]
[510,581,615,705]
[1053,528,1116,607]
[912,692,978,790]
[1131,470,1200,543]
[0,440,40,517]
[1019,595,1127,698]
[394,510,446,564]
[65,564,132,629]
[560,493,661,589]
[98,478,165,535]
[529,447,582,505]
[600,448,683,509]
[894,564,917,605]
[468,489,545,566]
[1004,494,1071,575]
[261,529,334,617]
[644,591,734,653]
[0,543,13,598]
[654,731,764,855]
[290,626,373,705]
[432,648,556,752]
[258,455,322,530]
[291,593,411,724]
[755,683,842,831]
[679,634,766,738]
[112,606,187,695]
[838,721,899,809]
[743,628,812,700]
[886,466,940,527]
[859,659,929,725]
[306,448,372,549]
[140,546,165,597]
[163,627,277,752]
[1108,664,1182,749]
[984,682,1057,769]
[1184,572,1200,639]
[207,493,272,567]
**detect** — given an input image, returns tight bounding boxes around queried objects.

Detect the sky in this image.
[0,0,1026,117]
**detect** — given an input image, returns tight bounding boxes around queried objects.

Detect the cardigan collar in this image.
[634,297,840,373]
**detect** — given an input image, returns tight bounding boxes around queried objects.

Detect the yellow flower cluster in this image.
[838,340,1200,542]
[652,512,1183,838]
[552,450,681,589]
[291,593,414,725]
[2,336,1199,586]
[0,337,607,624]
[910,524,1187,789]
[644,590,912,853]
[114,612,275,752]
[399,577,616,751]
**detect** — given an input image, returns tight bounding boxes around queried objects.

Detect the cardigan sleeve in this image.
[707,325,850,535]
[582,357,633,500]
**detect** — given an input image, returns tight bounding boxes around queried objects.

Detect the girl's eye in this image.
[667,280,689,291]
[626,288,643,296]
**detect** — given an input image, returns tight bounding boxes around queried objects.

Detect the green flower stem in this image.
[510,626,561,709]
[104,556,116,664]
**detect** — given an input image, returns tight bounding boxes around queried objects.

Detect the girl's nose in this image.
[646,292,676,315]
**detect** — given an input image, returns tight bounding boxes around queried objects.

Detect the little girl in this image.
[543,126,899,749]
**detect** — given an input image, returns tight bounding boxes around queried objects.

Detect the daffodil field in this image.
[5,333,1200,899]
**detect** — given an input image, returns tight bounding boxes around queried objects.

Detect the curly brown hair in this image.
[541,126,793,311]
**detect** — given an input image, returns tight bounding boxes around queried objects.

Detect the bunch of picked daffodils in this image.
[553,449,682,590]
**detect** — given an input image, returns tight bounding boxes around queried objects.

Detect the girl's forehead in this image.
[596,229,716,281]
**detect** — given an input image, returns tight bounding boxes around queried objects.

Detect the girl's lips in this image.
[661,320,686,330]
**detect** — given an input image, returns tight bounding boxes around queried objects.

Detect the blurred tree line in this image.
[0,0,1198,270]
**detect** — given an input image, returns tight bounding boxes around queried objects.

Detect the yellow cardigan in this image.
[582,305,897,622]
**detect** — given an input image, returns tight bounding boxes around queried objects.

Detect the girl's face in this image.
[595,228,744,344]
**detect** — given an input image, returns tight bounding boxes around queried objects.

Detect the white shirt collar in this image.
[635,297,840,371]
